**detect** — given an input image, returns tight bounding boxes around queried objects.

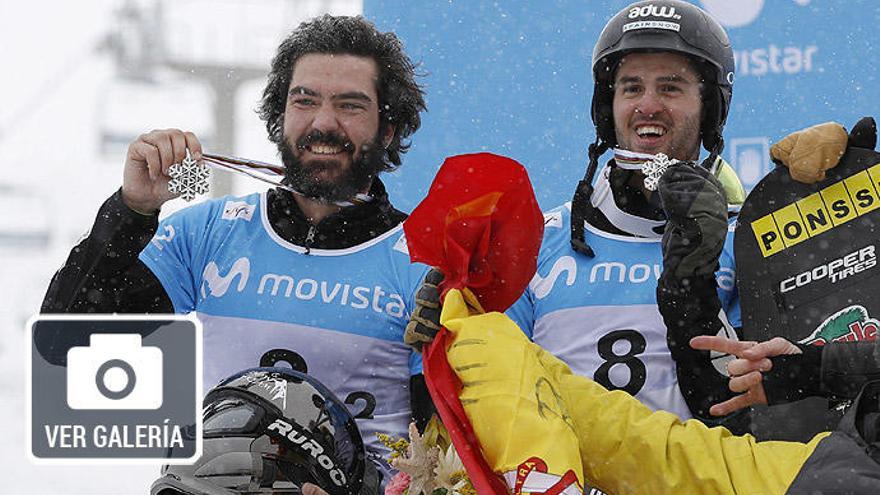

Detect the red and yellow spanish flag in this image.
[405,153,584,495]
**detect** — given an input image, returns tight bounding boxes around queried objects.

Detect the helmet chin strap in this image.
[705,135,725,174]
[570,138,608,257]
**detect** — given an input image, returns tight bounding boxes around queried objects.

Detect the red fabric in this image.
[424,330,510,495]
[404,153,543,312]
[407,153,544,495]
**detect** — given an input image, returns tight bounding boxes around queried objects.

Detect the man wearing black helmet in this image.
[507,0,754,430]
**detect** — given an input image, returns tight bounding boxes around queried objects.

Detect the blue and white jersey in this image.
[140,191,428,472]
[507,203,739,420]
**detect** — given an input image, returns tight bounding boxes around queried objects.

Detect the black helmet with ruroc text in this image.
[150,368,379,495]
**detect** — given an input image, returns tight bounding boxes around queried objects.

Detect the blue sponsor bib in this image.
[507,203,740,419]
[141,191,428,473]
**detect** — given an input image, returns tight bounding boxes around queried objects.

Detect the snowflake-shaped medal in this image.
[641,152,680,192]
[168,150,211,201]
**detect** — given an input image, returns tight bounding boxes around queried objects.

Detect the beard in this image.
[279,129,387,203]
[615,112,703,162]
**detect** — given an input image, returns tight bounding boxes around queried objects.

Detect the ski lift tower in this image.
[106,0,360,196]
[159,0,360,195]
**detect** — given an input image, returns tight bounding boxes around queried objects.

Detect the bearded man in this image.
[42,15,430,484]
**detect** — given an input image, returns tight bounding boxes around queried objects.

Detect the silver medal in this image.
[168,150,211,201]
[642,153,680,192]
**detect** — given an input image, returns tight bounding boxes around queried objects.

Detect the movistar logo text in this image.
[201,257,250,298]
[529,256,663,299]
[199,257,405,317]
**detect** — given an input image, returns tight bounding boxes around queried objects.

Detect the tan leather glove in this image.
[771,122,847,184]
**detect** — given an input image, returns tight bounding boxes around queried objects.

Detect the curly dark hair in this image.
[258,15,426,171]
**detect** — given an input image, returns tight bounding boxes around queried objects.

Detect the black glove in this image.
[404,268,444,352]
[764,341,880,404]
[848,116,877,149]
[762,344,824,405]
[656,164,746,431]
[657,163,728,284]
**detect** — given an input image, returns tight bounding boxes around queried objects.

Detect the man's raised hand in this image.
[122,129,203,214]
[690,335,802,416]
[657,163,728,281]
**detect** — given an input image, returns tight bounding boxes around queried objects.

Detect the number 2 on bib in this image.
[259,348,377,419]
[593,329,647,395]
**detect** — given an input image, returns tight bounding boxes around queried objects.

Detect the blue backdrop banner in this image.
[364,0,880,212]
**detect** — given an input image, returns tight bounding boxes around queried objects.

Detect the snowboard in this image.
[736,120,880,441]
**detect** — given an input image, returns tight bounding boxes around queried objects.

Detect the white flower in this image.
[435,445,469,495]
[390,423,439,495]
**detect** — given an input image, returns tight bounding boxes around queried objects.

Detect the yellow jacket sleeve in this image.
[441,288,828,495]
[551,351,827,494]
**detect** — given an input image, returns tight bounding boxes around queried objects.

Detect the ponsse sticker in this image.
[751,162,880,257]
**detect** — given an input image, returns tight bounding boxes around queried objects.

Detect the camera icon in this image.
[66,334,163,410]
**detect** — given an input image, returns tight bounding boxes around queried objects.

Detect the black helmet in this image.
[151,368,379,495]
[591,0,735,155]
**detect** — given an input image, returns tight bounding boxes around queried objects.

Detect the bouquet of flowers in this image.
[379,417,476,495]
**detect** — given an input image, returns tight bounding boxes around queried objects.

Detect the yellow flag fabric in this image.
[441,288,585,494]
[441,288,827,495]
